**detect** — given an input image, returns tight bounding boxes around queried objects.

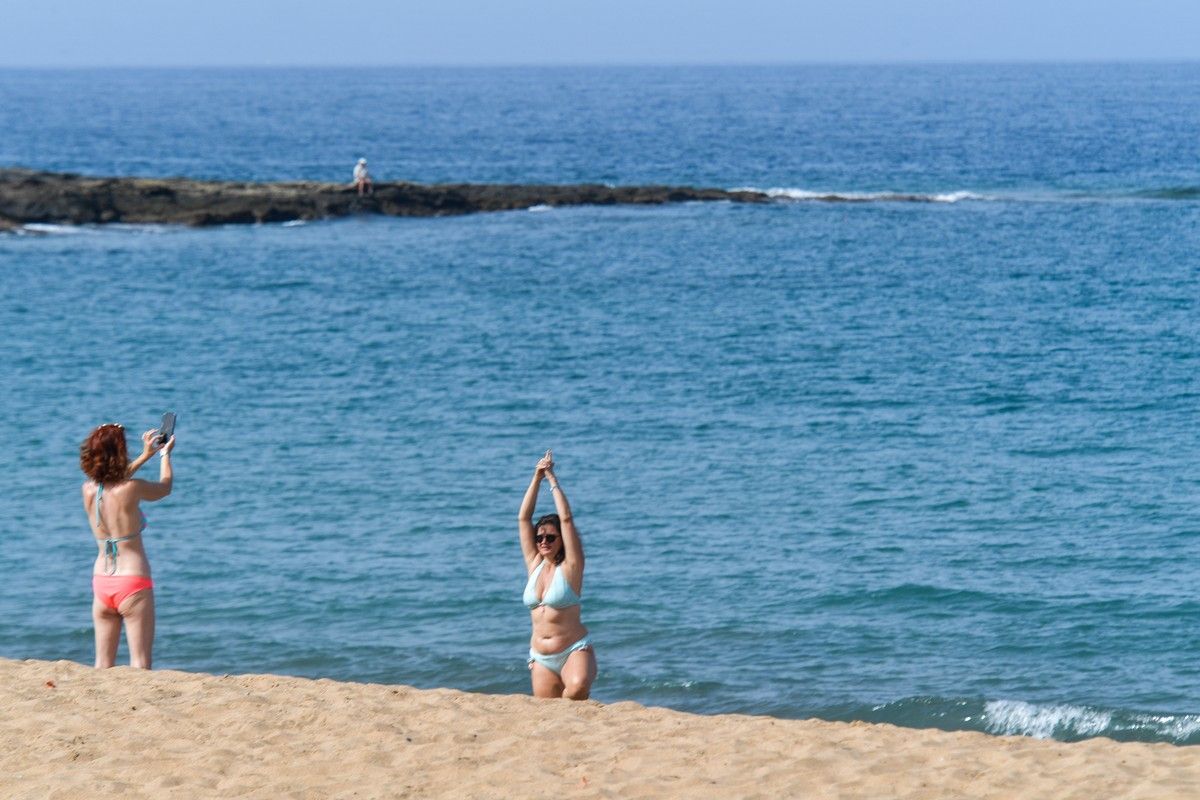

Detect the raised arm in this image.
[518,450,553,569]
[135,435,174,502]
[545,466,583,570]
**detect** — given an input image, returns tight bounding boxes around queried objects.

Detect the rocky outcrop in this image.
[0,169,771,228]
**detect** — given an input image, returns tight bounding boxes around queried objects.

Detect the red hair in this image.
[80,424,128,484]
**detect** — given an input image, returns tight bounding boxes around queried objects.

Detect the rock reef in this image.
[0,169,770,230]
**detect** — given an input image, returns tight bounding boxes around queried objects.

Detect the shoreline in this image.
[0,168,771,230]
[3,657,1196,798]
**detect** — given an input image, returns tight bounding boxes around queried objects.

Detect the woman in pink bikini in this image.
[80,423,175,669]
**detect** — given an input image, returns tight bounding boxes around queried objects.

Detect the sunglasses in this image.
[535,533,559,544]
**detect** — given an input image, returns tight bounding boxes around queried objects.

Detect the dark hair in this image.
[80,424,128,484]
[534,513,565,565]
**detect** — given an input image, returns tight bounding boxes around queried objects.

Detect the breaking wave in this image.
[732,187,990,203]
[733,185,1200,205]
[821,696,1200,744]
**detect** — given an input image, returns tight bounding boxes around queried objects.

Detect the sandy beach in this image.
[1,658,1196,799]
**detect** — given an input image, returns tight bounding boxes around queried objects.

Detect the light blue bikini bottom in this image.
[528,635,592,676]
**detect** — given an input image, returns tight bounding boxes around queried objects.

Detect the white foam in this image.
[20,222,173,236]
[282,220,306,227]
[984,699,1200,741]
[929,190,980,203]
[20,222,87,235]
[730,186,987,203]
[984,700,1112,739]
[109,223,171,235]
[1135,713,1200,740]
[527,204,552,212]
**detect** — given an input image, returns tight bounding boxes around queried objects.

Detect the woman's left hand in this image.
[140,429,163,455]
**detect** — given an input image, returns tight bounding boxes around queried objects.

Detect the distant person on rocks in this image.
[80,423,175,669]
[353,158,373,196]
[517,450,597,700]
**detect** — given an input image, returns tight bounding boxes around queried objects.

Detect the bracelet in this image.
[549,484,559,492]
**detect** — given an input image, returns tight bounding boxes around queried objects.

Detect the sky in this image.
[1,0,1197,67]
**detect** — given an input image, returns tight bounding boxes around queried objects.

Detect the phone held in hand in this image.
[157,411,176,445]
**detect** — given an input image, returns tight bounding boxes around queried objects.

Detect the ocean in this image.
[2,64,1200,744]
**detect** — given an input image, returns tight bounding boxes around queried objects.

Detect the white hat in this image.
[358,158,367,164]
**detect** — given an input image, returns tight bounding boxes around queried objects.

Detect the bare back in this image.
[83,480,152,577]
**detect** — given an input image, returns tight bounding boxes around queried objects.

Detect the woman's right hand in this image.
[535,449,554,476]
[160,435,176,455]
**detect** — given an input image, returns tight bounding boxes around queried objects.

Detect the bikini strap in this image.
[94,483,104,531]
[96,482,141,575]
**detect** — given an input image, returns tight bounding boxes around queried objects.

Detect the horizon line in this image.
[1,58,1199,70]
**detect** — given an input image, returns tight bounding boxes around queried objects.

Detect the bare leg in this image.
[120,590,155,670]
[93,598,121,669]
[559,646,597,700]
[529,660,565,698]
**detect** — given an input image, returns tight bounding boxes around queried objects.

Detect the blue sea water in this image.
[3,65,1200,744]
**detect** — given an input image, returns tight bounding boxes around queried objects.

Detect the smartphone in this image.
[157,411,176,445]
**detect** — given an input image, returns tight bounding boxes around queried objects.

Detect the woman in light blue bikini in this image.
[518,450,596,699]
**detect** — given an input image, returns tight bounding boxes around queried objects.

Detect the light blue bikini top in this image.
[94,483,147,575]
[523,559,581,610]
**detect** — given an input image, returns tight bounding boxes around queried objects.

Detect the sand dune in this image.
[1,658,1195,799]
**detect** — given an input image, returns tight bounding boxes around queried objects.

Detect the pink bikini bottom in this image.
[92,575,154,611]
